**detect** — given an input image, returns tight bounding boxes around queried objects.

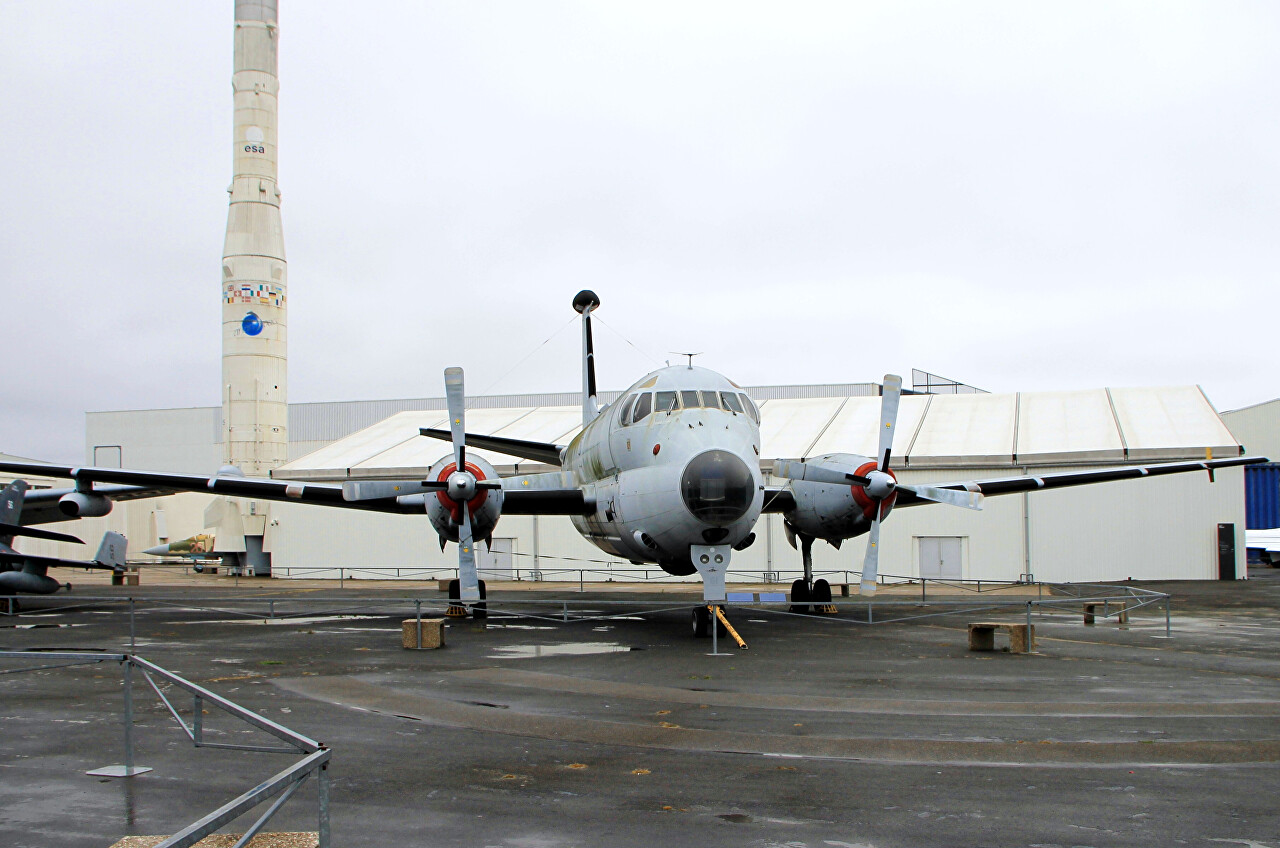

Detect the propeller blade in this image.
[457,500,481,601]
[860,507,882,596]
[898,484,984,511]
[342,480,446,501]
[444,366,467,472]
[877,374,902,473]
[771,459,871,487]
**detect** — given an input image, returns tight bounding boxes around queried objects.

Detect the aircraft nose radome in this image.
[143,544,170,556]
[680,450,755,526]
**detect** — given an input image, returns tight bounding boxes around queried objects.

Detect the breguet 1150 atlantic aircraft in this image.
[0,291,1266,633]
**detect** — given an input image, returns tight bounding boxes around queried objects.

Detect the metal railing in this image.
[1,576,1172,636]
[0,651,330,848]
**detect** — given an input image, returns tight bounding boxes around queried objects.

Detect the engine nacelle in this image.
[58,492,113,518]
[781,453,896,542]
[425,454,504,543]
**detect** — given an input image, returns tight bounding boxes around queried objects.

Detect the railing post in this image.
[921,578,926,603]
[123,658,135,774]
[129,597,136,653]
[318,761,331,848]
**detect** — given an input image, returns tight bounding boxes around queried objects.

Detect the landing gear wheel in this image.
[691,606,727,638]
[812,578,836,615]
[789,579,811,614]
[692,605,710,638]
[471,580,488,620]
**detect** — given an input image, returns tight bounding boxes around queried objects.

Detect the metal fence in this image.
[0,651,331,848]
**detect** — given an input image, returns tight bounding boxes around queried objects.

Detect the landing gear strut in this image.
[789,535,836,615]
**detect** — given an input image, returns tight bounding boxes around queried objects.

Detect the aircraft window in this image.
[739,393,759,423]
[680,390,701,409]
[632,392,652,423]
[720,391,744,414]
[655,391,679,414]
[619,394,637,425]
[701,390,722,410]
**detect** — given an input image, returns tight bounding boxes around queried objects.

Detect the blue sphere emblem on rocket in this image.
[241,312,264,336]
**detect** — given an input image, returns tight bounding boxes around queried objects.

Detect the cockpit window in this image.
[701,390,722,410]
[619,394,637,425]
[720,391,744,414]
[680,390,700,409]
[738,393,759,423]
[632,392,652,423]
[655,391,679,414]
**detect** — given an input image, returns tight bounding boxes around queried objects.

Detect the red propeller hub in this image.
[435,461,490,522]
[850,461,897,519]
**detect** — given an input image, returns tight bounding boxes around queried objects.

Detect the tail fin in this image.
[1,480,28,527]
[0,480,28,545]
[94,532,128,570]
[573,290,601,427]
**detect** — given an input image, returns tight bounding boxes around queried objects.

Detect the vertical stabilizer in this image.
[0,481,28,545]
[94,532,128,570]
[573,290,601,428]
[0,480,27,527]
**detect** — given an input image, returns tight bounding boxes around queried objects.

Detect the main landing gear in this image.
[446,578,487,619]
[789,534,837,615]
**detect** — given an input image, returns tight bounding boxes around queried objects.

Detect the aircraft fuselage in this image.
[562,365,767,575]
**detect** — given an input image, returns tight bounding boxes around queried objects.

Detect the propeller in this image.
[444,366,482,602]
[771,374,984,597]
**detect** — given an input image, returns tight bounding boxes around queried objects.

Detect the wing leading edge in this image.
[761,456,1268,513]
[0,462,593,518]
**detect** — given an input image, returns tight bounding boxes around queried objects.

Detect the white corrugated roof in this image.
[275,385,1244,479]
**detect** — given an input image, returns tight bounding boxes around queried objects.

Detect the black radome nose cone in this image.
[681,450,754,525]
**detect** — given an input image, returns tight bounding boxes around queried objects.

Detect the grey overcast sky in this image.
[2,2,1277,464]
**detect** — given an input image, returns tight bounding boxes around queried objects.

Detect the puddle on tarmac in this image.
[488,643,634,659]
[3,623,91,630]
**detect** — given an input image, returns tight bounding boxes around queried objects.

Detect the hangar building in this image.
[11,380,1250,585]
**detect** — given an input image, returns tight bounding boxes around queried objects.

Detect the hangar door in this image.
[918,537,963,580]
[479,538,515,580]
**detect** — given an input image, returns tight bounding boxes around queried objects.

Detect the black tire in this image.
[812,578,833,615]
[789,579,811,614]
[692,606,710,637]
[472,580,488,620]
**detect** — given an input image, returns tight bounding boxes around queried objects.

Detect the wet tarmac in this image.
[4,572,1280,847]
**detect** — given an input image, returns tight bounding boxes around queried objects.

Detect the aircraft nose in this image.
[680,449,755,526]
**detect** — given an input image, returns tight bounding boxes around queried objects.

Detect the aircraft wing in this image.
[1246,529,1280,553]
[0,461,593,518]
[419,428,564,466]
[890,456,1268,507]
[18,484,162,526]
[0,550,116,571]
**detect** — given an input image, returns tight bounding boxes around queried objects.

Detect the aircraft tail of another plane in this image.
[93,531,128,570]
[1,480,29,529]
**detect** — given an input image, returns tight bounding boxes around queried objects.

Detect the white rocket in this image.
[222,0,287,475]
